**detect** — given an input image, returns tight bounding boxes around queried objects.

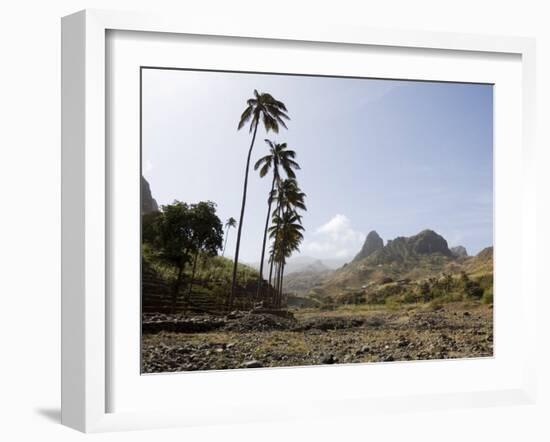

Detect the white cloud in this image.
[303,214,364,259]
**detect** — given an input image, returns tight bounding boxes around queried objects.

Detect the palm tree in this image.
[267,178,306,290]
[268,208,304,307]
[228,91,290,310]
[222,217,237,257]
[254,140,300,297]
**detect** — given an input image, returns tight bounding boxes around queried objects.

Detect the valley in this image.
[142,227,494,372]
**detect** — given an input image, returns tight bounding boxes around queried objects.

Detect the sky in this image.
[142,69,493,264]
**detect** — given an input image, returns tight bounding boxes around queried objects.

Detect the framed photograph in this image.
[61,9,538,433]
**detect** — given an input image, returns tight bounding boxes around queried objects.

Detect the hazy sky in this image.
[142,69,493,264]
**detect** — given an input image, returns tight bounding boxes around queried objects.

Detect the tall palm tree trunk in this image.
[268,204,282,293]
[222,229,230,257]
[268,255,275,305]
[274,261,281,306]
[279,262,286,308]
[256,175,277,299]
[276,261,284,308]
[276,207,290,308]
[229,121,259,310]
[268,258,273,286]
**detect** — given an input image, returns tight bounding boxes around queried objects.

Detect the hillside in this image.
[302,229,493,306]
[283,268,334,295]
[142,252,262,313]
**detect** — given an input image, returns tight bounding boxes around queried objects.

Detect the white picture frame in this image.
[61,9,538,433]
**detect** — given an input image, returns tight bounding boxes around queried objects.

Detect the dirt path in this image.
[141,303,493,373]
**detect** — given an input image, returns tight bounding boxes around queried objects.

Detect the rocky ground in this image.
[141,302,493,373]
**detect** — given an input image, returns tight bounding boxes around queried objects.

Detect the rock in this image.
[225,313,297,332]
[408,230,453,256]
[353,231,384,262]
[373,229,453,264]
[242,360,263,369]
[321,354,337,364]
[297,317,364,332]
[397,337,409,347]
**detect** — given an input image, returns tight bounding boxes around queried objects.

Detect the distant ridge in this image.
[367,229,452,265]
[284,228,493,300]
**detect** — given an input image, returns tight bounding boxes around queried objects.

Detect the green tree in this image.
[254,140,300,297]
[186,201,224,301]
[142,210,161,245]
[222,217,237,257]
[229,90,290,309]
[148,201,194,313]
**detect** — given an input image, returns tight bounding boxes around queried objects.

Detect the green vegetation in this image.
[306,269,493,309]
[143,200,224,312]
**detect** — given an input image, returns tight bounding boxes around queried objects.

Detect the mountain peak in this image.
[408,229,452,256]
[359,229,453,265]
[353,230,384,262]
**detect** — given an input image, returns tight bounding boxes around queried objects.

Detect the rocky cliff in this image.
[141,176,159,213]
[352,230,384,262]
[369,229,453,265]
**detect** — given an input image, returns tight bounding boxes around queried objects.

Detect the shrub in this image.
[481,288,493,304]
[403,291,422,303]
[465,282,483,299]
[320,296,336,310]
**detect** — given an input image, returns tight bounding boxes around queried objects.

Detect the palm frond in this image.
[273,112,289,129]
[254,155,271,170]
[259,162,271,178]
[262,113,279,133]
[237,105,253,130]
